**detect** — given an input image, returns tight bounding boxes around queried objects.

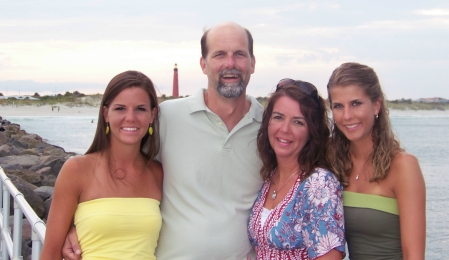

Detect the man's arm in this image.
[61,226,82,260]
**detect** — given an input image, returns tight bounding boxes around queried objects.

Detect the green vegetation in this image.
[387,100,449,111]
[1,91,102,107]
[2,92,448,111]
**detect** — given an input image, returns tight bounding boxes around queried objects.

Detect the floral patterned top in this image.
[247,168,346,260]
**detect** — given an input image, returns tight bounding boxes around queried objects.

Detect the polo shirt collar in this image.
[187,88,263,123]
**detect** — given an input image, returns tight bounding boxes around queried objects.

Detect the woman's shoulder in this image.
[147,159,163,185]
[390,151,421,176]
[392,151,419,165]
[63,153,99,170]
[58,153,100,180]
[311,167,340,181]
[388,151,424,188]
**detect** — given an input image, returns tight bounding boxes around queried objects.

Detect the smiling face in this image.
[329,84,381,145]
[200,23,255,98]
[103,87,156,147]
[268,96,310,163]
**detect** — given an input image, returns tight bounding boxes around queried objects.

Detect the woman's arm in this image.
[315,249,343,260]
[40,157,84,260]
[393,153,426,260]
[305,169,346,260]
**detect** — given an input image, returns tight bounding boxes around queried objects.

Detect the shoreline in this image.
[2,104,449,117]
[1,104,99,117]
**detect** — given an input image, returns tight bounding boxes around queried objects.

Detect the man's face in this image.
[200,24,255,98]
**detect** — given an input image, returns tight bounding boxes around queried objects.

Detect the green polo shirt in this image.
[155,89,264,260]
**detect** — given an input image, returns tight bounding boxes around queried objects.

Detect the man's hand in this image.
[61,226,82,260]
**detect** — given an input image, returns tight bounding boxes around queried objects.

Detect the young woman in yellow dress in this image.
[40,71,163,259]
[327,62,426,259]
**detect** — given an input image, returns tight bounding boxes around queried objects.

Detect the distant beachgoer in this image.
[91,119,94,123]
[40,70,163,260]
[327,62,426,259]
[248,80,345,259]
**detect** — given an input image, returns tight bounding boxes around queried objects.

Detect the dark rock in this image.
[33,156,67,177]
[9,137,28,150]
[8,177,45,218]
[43,146,67,157]
[0,155,40,169]
[0,144,21,156]
[5,123,20,134]
[34,186,54,200]
[0,132,7,145]
[18,134,43,149]
[8,169,43,187]
[11,129,27,140]
[35,166,51,176]
[34,143,54,153]
[19,148,40,156]
[1,163,23,171]
[43,197,52,220]
[6,175,38,193]
[41,174,56,187]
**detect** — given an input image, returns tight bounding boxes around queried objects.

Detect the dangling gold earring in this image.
[106,122,110,134]
[148,124,153,135]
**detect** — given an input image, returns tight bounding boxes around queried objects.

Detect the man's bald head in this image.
[200,22,254,59]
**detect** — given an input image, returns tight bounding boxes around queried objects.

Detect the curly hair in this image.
[327,62,403,186]
[257,83,332,182]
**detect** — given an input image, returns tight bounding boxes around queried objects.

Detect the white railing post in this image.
[31,230,42,260]
[2,182,12,259]
[0,179,3,259]
[13,200,23,260]
[0,166,46,259]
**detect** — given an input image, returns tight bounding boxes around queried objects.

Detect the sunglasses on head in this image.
[276,78,319,104]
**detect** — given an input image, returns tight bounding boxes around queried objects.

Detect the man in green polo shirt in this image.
[62,21,263,260]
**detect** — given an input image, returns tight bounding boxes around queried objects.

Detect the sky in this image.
[0,0,448,100]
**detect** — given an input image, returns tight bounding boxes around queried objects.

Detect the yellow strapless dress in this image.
[74,198,161,260]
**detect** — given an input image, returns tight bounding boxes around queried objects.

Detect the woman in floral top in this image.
[248,79,346,259]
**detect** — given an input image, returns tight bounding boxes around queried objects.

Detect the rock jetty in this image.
[0,116,76,259]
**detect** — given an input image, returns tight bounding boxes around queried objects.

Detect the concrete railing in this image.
[0,166,46,260]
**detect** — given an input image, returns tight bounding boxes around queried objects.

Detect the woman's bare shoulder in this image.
[389,151,425,192]
[147,159,163,184]
[59,153,101,179]
[390,151,421,174]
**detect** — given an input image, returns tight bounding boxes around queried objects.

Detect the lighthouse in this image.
[172,63,179,98]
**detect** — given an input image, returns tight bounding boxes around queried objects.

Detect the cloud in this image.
[415,9,449,16]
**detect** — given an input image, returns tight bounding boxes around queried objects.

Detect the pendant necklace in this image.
[271,168,300,200]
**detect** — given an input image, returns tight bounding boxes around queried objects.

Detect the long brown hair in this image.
[257,83,331,181]
[86,70,160,161]
[327,62,403,186]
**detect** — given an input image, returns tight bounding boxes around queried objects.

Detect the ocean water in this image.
[4,116,97,154]
[3,114,449,258]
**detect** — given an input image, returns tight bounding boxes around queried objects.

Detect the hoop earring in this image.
[149,124,153,135]
[105,122,110,134]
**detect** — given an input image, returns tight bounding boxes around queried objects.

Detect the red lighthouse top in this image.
[172,63,179,98]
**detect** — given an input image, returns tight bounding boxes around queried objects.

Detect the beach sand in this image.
[1,104,100,117]
[1,103,449,117]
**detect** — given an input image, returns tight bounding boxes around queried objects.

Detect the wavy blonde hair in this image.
[326,62,403,186]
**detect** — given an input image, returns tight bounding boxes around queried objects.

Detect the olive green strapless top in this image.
[343,191,402,260]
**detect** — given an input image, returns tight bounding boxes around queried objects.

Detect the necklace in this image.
[271,168,300,200]
[355,175,359,180]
